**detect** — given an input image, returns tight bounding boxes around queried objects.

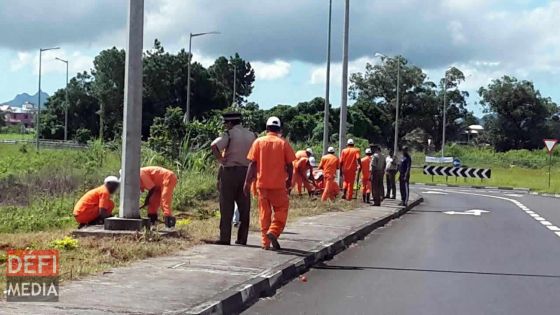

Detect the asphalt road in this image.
[245,186,560,315]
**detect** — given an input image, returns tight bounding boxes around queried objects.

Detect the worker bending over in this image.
[360,148,373,203]
[292,148,315,196]
[244,116,296,250]
[319,146,340,202]
[340,139,361,200]
[73,176,119,228]
[140,166,177,229]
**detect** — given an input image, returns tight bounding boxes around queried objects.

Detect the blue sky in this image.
[1,0,560,117]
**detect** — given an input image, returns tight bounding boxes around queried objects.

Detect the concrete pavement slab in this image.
[1,193,422,315]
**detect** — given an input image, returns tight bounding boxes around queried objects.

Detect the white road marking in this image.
[505,194,524,197]
[427,188,560,240]
[444,209,489,216]
[422,191,448,195]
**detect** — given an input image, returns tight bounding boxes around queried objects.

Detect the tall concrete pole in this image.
[119,0,144,219]
[36,50,42,151]
[185,34,193,123]
[322,0,332,155]
[338,0,350,156]
[233,63,237,106]
[394,59,400,155]
[64,60,69,141]
[441,73,448,158]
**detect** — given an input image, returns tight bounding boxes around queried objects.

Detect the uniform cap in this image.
[365,148,372,154]
[347,139,354,145]
[306,148,313,155]
[266,116,281,127]
[222,112,242,122]
[104,176,120,184]
[327,146,335,153]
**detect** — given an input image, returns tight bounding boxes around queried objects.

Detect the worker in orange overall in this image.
[340,139,361,201]
[360,148,373,203]
[244,116,296,250]
[73,176,120,228]
[140,166,177,229]
[319,146,340,202]
[292,148,315,196]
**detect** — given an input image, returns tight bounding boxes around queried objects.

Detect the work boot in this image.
[362,194,367,203]
[164,216,176,228]
[266,232,281,250]
[148,213,158,225]
[366,193,371,204]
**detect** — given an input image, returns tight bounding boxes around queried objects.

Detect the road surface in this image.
[245,186,560,315]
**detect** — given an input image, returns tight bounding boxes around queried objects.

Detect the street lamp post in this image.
[232,63,237,107]
[375,53,401,155]
[441,71,449,158]
[184,31,220,123]
[322,0,332,155]
[36,47,60,150]
[338,0,350,158]
[55,57,69,141]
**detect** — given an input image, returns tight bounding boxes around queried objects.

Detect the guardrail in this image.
[0,139,87,149]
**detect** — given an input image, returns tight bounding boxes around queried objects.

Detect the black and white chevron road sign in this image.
[423,165,492,179]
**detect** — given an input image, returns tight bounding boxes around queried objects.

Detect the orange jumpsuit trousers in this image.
[258,188,289,248]
[321,176,339,202]
[147,173,178,217]
[342,169,357,200]
[292,171,314,195]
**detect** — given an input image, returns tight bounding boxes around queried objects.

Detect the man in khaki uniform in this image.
[210,112,256,245]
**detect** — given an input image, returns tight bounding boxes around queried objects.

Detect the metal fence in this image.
[0,139,87,149]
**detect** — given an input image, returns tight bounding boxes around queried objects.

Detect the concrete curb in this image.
[413,182,531,192]
[185,197,424,315]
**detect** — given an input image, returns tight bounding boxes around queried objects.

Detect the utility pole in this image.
[322,0,332,155]
[338,0,350,157]
[232,63,237,107]
[36,46,60,150]
[441,72,448,158]
[119,0,144,219]
[184,31,220,123]
[55,57,69,141]
[394,59,400,155]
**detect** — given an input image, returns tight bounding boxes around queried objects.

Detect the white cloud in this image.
[9,49,94,76]
[252,60,291,80]
[310,56,376,85]
[10,52,32,71]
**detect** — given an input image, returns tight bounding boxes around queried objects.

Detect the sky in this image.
[1,0,559,117]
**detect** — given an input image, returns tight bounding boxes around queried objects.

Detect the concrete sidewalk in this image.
[1,193,422,315]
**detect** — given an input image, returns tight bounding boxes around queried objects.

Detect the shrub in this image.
[75,128,93,144]
[51,236,79,250]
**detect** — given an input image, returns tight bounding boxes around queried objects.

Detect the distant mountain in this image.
[2,91,49,107]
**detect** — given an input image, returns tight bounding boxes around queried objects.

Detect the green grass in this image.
[0,133,34,140]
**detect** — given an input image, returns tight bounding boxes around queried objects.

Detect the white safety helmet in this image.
[327,146,335,153]
[104,176,120,184]
[309,156,317,167]
[347,139,354,145]
[365,148,372,155]
[266,116,281,128]
[306,148,313,155]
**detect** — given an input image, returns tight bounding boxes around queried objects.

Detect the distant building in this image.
[0,103,36,128]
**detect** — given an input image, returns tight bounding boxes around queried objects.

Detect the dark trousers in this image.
[385,170,397,198]
[219,166,251,244]
[399,176,410,205]
[371,170,384,206]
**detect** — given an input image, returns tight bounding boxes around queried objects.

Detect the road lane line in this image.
[424,189,560,240]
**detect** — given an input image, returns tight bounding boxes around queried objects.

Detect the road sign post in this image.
[544,139,558,188]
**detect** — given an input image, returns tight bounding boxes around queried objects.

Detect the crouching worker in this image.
[73,176,120,228]
[140,166,177,229]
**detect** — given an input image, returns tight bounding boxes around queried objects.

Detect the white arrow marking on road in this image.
[423,191,448,195]
[444,209,490,216]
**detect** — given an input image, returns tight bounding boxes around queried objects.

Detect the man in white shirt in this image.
[385,150,398,199]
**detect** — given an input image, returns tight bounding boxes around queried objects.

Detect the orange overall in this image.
[247,132,296,248]
[140,166,177,217]
[360,156,372,194]
[73,185,114,224]
[292,156,314,195]
[340,147,361,200]
[319,154,340,202]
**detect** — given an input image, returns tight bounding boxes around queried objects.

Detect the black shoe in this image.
[148,213,158,225]
[233,222,240,228]
[398,202,406,206]
[77,223,86,229]
[164,216,176,228]
[235,240,246,245]
[266,233,281,250]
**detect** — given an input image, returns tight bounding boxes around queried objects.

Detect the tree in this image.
[478,76,558,151]
[208,53,255,107]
